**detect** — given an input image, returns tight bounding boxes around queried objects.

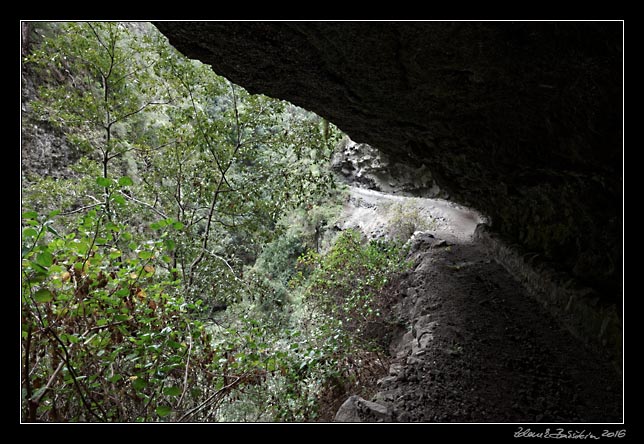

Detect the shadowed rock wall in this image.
[155,21,622,316]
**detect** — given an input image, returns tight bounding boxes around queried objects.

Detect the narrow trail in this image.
[335,186,622,422]
[341,186,483,242]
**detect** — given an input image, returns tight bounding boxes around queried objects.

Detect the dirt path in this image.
[338,186,484,242]
[336,186,622,422]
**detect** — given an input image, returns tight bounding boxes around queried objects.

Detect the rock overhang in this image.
[154,21,622,309]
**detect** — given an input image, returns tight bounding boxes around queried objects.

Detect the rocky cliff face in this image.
[154,22,622,314]
[21,49,79,181]
[331,137,442,197]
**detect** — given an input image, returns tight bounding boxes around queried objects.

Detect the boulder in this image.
[334,395,393,422]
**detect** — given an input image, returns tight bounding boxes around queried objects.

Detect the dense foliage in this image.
[21,22,410,422]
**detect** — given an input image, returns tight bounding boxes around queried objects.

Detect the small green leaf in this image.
[172,221,184,230]
[103,223,117,233]
[118,176,133,186]
[22,211,38,220]
[132,377,147,391]
[34,288,53,303]
[49,264,64,274]
[163,386,181,397]
[23,227,38,238]
[156,405,172,417]
[45,224,61,237]
[36,251,53,268]
[109,374,123,383]
[96,177,112,187]
[138,251,153,260]
[115,288,130,297]
[27,269,47,281]
[167,340,182,350]
[112,195,126,206]
[67,334,80,344]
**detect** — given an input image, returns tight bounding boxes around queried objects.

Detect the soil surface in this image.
[337,186,622,423]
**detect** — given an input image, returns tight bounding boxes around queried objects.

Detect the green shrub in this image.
[21,207,211,422]
[385,200,435,243]
[299,229,411,346]
[254,233,307,286]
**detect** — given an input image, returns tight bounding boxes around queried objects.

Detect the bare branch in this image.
[109,99,170,126]
[59,202,103,216]
[48,327,107,421]
[177,331,193,408]
[177,376,242,422]
[118,190,168,219]
[29,361,65,405]
[23,323,36,422]
[85,23,109,76]
[213,218,237,229]
[86,194,103,204]
[111,58,158,86]
[145,139,179,153]
[171,66,227,178]
[80,319,130,337]
[202,249,239,281]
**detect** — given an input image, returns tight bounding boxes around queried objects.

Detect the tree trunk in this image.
[21,22,31,56]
